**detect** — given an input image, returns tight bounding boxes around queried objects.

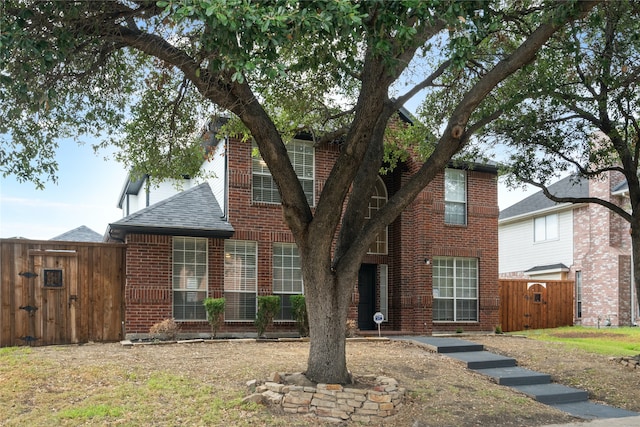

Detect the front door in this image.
[358,264,377,330]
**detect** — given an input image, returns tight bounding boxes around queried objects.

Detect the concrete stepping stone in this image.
[512,383,588,404]
[475,366,551,386]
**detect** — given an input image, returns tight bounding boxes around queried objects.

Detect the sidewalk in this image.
[544,416,640,427]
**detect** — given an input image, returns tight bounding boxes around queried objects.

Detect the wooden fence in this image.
[498,279,574,332]
[1,239,126,347]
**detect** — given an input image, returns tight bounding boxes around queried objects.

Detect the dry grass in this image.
[1,335,637,426]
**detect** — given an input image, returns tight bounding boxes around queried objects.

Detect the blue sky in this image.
[0,136,534,241]
[0,140,127,240]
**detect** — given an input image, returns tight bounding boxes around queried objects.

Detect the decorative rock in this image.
[267,372,282,383]
[245,373,404,423]
[262,390,283,405]
[242,393,264,404]
[285,373,315,387]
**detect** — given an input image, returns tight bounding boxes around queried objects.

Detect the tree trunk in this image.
[302,261,354,384]
[631,223,640,324]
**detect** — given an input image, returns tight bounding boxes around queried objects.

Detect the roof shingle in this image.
[499,175,589,220]
[109,183,233,238]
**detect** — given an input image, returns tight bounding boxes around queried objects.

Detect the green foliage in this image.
[56,404,125,421]
[203,297,225,337]
[481,0,640,189]
[255,295,280,337]
[290,294,309,337]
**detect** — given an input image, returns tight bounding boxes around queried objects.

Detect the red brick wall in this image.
[124,234,172,333]
[124,137,499,336]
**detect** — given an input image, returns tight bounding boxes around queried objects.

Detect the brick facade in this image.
[573,171,635,326]
[123,137,500,337]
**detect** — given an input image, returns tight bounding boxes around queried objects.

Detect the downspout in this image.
[223,136,229,221]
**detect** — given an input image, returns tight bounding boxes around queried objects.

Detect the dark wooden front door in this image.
[358,264,377,330]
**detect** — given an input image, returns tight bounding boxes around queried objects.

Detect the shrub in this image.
[494,325,503,334]
[149,318,180,341]
[255,295,280,337]
[203,297,225,338]
[346,319,358,338]
[290,295,309,337]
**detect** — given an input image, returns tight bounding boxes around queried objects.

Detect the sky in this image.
[0,137,536,241]
[0,141,127,240]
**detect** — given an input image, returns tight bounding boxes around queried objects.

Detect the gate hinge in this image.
[18,336,39,344]
[19,271,38,279]
[19,305,38,313]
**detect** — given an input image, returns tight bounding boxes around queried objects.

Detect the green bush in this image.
[203,297,225,338]
[255,295,280,337]
[290,295,309,337]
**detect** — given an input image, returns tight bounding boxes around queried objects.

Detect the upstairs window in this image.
[445,169,466,225]
[252,140,314,205]
[534,213,559,242]
[366,177,388,255]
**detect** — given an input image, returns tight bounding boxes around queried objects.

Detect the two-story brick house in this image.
[108,122,500,338]
[499,172,639,327]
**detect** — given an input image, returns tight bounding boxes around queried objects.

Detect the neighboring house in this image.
[108,119,500,338]
[499,172,639,327]
[51,225,103,243]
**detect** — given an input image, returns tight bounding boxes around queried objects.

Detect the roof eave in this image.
[108,224,234,240]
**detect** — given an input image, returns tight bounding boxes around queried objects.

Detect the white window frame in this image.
[224,240,258,322]
[534,213,559,242]
[172,237,208,321]
[444,168,467,225]
[252,139,315,206]
[273,243,304,321]
[366,177,388,255]
[379,264,388,321]
[432,257,478,322]
[575,270,582,319]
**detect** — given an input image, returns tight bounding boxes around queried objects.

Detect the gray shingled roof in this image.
[524,263,569,273]
[51,225,103,243]
[499,175,589,221]
[108,183,234,239]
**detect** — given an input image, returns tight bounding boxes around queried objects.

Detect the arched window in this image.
[366,177,388,255]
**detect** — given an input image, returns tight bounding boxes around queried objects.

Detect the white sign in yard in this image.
[373,312,384,337]
[373,312,384,324]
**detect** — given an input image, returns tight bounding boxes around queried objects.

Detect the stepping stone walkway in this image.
[395,337,640,421]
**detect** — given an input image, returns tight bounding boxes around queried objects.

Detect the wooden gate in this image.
[1,239,125,347]
[499,279,574,332]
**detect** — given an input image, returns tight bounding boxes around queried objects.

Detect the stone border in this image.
[609,355,640,369]
[244,373,405,423]
[120,337,389,347]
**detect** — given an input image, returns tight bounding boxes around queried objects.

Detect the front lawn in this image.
[511,326,640,356]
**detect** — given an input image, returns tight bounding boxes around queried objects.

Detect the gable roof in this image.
[108,183,234,240]
[499,174,589,221]
[51,225,103,243]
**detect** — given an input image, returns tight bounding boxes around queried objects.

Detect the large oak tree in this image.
[1,0,597,383]
[483,0,640,313]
